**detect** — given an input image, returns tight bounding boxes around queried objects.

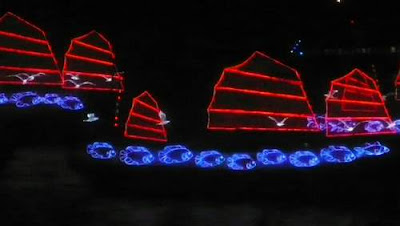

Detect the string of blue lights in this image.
[0,92,84,110]
[86,142,390,170]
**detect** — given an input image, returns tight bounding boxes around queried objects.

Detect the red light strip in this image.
[0,46,52,58]
[0,31,47,45]
[208,127,320,132]
[64,70,123,80]
[135,99,160,113]
[63,86,124,93]
[130,112,161,124]
[127,124,165,134]
[225,68,301,86]
[332,82,380,94]
[216,86,307,101]
[0,65,59,74]
[66,54,114,66]
[0,81,61,86]
[328,117,390,120]
[326,130,396,137]
[209,108,314,118]
[73,40,114,56]
[327,99,383,106]
[123,133,167,143]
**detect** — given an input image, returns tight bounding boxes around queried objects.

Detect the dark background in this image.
[1,0,400,225]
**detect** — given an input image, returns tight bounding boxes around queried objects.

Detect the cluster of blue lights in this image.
[87,141,390,171]
[0,92,84,110]
[290,39,304,56]
[307,115,400,134]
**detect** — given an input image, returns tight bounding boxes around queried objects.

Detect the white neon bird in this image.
[8,72,46,84]
[65,79,96,88]
[157,111,170,125]
[324,89,339,99]
[268,116,289,127]
[83,113,99,122]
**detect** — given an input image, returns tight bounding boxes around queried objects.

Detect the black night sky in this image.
[1,1,400,225]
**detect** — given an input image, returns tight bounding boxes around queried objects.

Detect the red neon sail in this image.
[62,31,124,93]
[0,12,61,86]
[207,51,319,132]
[124,91,167,143]
[325,68,395,137]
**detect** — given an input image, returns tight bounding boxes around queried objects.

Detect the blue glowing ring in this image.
[320,146,356,163]
[195,150,225,168]
[257,149,287,165]
[364,121,385,133]
[58,96,84,110]
[289,151,320,168]
[0,93,8,104]
[119,146,155,166]
[158,145,193,164]
[42,93,62,104]
[9,92,40,108]
[354,142,390,157]
[87,142,116,160]
[226,154,256,171]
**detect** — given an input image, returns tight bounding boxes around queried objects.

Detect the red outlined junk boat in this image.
[0,12,62,86]
[207,51,320,132]
[124,91,168,143]
[62,30,124,93]
[325,68,396,137]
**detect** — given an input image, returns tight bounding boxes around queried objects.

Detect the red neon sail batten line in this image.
[0,12,45,36]
[124,133,167,143]
[326,130,396,137]
[0,81,61,86]
[66,53,114,66]
[327,99,383,106]
[208,127,320,132]
[127,124,165,134]
[331,82,380,94]
[73,40,114,56]
[225,68,301,86]
[216,86,307,101]
[0,46,52,58]
[63,86,124,93]
[0,31,47,45]
[130,112,161,124]
[135,99,160,113]
[64,70,123,80]
[327,117,391,120]
[209,109,314,118]
[0,65,59,74]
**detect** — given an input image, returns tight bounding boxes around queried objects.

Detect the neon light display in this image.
[124,91,168,143]
[320,146,356,163]
[325,69,395,137]
[195,151,225,168]
[226,154,257,171]
[257,149,287,165]
[289,151,320,167]
[207,51,319,132]
[87,142,116,160]
[158,145,193,164]
[119,146,155,166]
[62,31,124,93]
[0,92,84,110]
[88,142,390,170]
[0,12,62,86]
[395,69,400,101]
[354,142,390,157]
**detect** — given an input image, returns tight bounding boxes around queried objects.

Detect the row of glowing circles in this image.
[87,142,389,170]
[0,92,84,110]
